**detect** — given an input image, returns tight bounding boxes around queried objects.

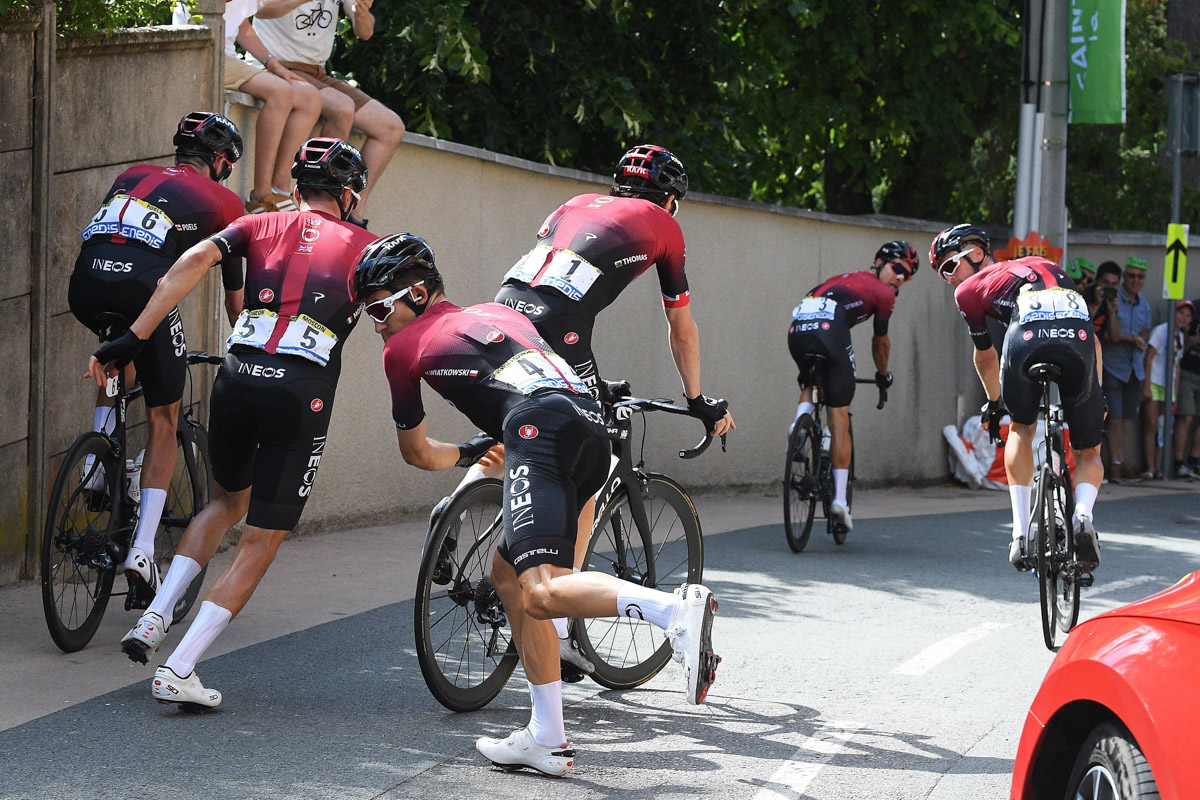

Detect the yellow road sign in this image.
[1165,223,1188,300]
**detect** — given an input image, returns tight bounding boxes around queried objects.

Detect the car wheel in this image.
[1065,722,1160,800]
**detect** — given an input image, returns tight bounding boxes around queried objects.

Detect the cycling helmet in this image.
[929,223,990,275]
[173,111,243,180]
[611,144,689,210]
[1125,256,1148,272]
[293,137,368,193]
[1064,257,1093,281]
[874,240,919,278]
[352,233,442,311]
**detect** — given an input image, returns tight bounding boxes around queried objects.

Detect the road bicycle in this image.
[41,313,220,652]
[1027,362,1094,652]
[413,383,721,712]
[783,356,887,552]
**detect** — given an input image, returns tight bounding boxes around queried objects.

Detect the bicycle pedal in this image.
[1077,572,1095,588]
[560,664,587,684]
[121,639,151,665]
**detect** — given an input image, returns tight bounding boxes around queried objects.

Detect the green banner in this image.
[1068,0,1126,124]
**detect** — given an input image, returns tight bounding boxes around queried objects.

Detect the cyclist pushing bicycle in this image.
[930,223,1104,573]
[354,233,723,778]
[787,240,916,533]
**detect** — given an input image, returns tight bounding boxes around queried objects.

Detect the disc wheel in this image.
[783,417,818,552]
[41,433,119,652]
[414,478,518,712]
[575,473,703,690]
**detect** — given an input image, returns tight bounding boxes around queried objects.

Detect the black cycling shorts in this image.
[495,284,601,400]
[208,347,339,530]
[495,391,609,575]
[68,249,186,408]
[1000,318,1104,449]
[787,307,856,408]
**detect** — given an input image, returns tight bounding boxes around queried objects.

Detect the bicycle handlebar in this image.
[854,378,888,410]
[186,351,225,366]
[611,396,725,459]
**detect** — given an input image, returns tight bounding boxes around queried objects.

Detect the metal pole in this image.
[1014,103,1037,238]
[1162,74,1183,479]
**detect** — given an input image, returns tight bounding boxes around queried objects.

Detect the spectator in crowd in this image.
[1101,256,1154,481]
[1065,257,1095,295]
[1141,301,1195,479]
[1082,260,1121,333]
[254,0,404,227]
[1177,297,1200,479]
[177,0,323,214]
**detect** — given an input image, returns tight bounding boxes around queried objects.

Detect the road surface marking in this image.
[1085,574,1160,597]
[892,622,1011,676]
[752,720,859,799]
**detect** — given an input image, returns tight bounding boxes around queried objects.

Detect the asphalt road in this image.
[2,481,1197,800]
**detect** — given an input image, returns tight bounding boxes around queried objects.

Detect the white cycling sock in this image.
[615,584,678,630]
[458,464,488,492]
[833,469,849,504]
[795,401,815,423]
[93,406,116,435]
[1009,485,1032,540]
[147,555,202,623]
[131,488,167,557]
[1074,483,1098,521]
[527,680,566,747]
[165,601,232,678]
[551,617,569,639]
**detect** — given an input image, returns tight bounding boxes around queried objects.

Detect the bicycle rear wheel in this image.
[41,433,120,652]
[783,417,818,552]
[158,420,211,624]
[576,473,703,690]
[414,478,518,712]
[1035,465,1079,651]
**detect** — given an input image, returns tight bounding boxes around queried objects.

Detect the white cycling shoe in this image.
[121,610,169,664]
[475,727,575,777]
[829,500,853,532]
[666,584,721,705]
[152,666,221,709]
[123,547,160,595]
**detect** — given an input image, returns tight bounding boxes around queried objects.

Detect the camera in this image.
[1101,286,1118,300]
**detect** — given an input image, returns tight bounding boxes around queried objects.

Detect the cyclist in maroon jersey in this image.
[69,111,245,601]
[787,240,916,533]
[88,138,377,709]
[931,223,1103,572]
[354,233,722,778]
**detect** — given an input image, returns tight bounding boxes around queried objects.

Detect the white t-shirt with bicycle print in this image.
[253,0,352,66]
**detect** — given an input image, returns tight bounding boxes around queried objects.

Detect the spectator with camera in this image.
[1082,260,1121,334]
[1099,257,1154,481]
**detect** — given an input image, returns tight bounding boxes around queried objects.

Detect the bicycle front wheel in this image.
[576,473,703,690]
[414,478,518,712]
[783,418,818,552]
[41,433,120,652]
[158,421,211,624]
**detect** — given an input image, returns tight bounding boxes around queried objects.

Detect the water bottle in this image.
[126,449,144,504]
[821,426,831,455]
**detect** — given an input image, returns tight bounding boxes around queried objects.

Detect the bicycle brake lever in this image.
[720,432,727,452]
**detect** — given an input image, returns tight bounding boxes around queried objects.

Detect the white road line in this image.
[892,622,1012,676]
[1085,574,1161,597]
[752,721,859,799]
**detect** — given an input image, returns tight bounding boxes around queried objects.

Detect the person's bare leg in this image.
[238,71,295,201]
[350,99,404,211]
[271,79,323,192]
[317,86,355,140]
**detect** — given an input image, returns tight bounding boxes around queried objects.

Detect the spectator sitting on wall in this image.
[253,0,404,228]
[175,0,322,214]
[1177,297,1200,479]
[1141,301,1195,479]
[1101,256,1154,482]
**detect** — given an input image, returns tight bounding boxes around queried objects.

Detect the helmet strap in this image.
[331,187,361,221]
[399,281,430,317]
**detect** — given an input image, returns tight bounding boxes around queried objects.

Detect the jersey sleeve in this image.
[383,338,426,430]
[871,281,896,337]
[218,192,247,291]
[209,215,254,290]
[954,280,994,350]
[654,216,690,308]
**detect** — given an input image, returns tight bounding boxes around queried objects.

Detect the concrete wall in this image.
[223,100,1200,535]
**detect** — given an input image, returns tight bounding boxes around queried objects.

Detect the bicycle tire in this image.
[414,478,518,712]
[1035,465,1076,651]
[1053,445,1081,637]
[159,420,211,624]
[41,433,120,652]
[576,473,703,690]
[783,417,818,552]
[831,429,855,546]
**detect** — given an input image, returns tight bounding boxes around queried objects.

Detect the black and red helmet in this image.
[611,144,689,207]
[352,232,441,304]
[929,223,990,275]
[173,111,243,168]
[292,137,368,193]
[874,240,919,278]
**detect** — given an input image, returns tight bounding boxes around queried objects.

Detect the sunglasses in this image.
[936,248,976,277]
[1124,272,1146,280]
[888,262,913,280]
[364,281,425,324]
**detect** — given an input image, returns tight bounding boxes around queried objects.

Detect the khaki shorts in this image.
[224,55,264,91]
[1179,368,1200,417]
[280,61,372,110]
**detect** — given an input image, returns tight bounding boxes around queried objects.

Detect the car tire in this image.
[1064,722,1160,800]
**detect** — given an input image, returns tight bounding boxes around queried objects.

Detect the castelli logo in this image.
[310,399,323,412]
[260,288,275,303]
[821,322,831,330]
[519,425,538,439]
[1079,329,1088,341]
[538,224,550,237]
[486,330,505,343]
[564,332,579,345]
[1023,330,1034,341]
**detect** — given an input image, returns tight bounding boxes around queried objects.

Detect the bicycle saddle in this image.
[91,312,134,342]
[1027,362,1062,383]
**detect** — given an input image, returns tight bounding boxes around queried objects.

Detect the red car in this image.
[1011,571,1200,799]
